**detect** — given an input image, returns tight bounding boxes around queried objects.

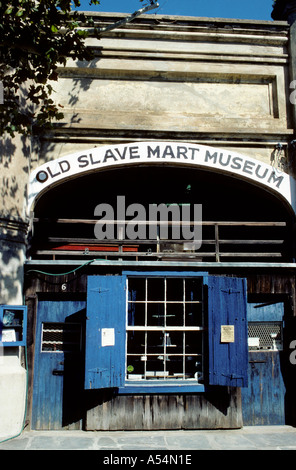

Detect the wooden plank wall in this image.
[85,389,242,430]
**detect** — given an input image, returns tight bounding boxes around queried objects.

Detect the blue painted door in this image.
[207,276,248,387]
[32,298,86,430]
[84,275,126,390]
[241,300,286,425]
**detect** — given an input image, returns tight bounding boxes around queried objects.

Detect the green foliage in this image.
[0,0,102,137]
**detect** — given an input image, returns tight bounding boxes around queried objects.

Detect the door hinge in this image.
[89,368,108,374]
[221,289,241,294]
[90,288,110,293]
[221,373,244,380]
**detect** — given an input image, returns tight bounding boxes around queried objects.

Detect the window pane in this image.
[146,358,166,379]
[166,331,183,354]
[166,356,184,378]
[126,357,144,378]
[147,278,164,301]
[166,278,183,301]
[185,303,203,326]
[146,331,164,354]
[128,277,146,301]
[128,302,145,326]
[185,278,202,301]
[147,302,164,326]
[185,356,201,379]
[166,303,184,326]
[185,331,202,355]
[127,331,145,354]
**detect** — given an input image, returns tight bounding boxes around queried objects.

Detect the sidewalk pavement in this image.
[0,426,296,451]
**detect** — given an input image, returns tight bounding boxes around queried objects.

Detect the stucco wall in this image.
[0,132,30,305]
[0,351,26,441]
[31,14,294,179]
[0,130,30,441]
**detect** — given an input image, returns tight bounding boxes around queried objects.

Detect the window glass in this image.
[126,276,204,381]
[2,309,24,343]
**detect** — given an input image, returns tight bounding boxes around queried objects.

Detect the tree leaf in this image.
[0,0,143,136]
[16,8,24,17]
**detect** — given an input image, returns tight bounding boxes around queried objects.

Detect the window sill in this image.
[117,381,205,394]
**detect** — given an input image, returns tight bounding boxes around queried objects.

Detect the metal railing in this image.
[30,218,290,262]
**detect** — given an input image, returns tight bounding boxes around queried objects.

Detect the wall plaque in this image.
[221,325,235,343]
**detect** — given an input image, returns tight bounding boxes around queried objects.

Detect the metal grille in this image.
[41,322,81,353]
[248,322,283,351]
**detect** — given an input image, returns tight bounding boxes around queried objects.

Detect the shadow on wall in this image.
[0,134,31,305]
[0,235,26,305]
[0,133,31,218]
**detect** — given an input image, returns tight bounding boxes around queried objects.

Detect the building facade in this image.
[1,9,296,436]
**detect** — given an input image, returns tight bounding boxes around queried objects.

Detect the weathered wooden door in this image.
[241,300,286,425]
[32,298,86,430]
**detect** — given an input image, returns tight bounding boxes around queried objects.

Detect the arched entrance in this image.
[29,164,294,263]
[27,153,296,430]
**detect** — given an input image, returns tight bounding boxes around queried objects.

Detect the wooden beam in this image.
[33,218,287,227]
[35,250,283,258]
[45,237,285,245]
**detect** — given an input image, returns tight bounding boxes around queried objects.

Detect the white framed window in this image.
[84,272,249,392]
[126,276,204,382]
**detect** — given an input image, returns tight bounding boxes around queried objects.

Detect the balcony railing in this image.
[30,218,291,263]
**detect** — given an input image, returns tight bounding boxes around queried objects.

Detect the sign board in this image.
[221,325,235,343]
[27,142,296,215]
[101,328,115,347]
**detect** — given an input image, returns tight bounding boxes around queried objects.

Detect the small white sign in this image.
[2,329,16,343]
[101,328,115,347]
[248,337,260,347]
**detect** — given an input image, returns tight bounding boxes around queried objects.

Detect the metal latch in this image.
[221,373,244,380]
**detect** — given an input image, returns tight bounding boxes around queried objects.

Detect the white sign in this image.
[2,329,16,343]
[101,328,115,347]
[27,142,296,215]
[248,337,260,347]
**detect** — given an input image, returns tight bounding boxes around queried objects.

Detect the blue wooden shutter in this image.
[84,275,126,390]
[207,276,248,387]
